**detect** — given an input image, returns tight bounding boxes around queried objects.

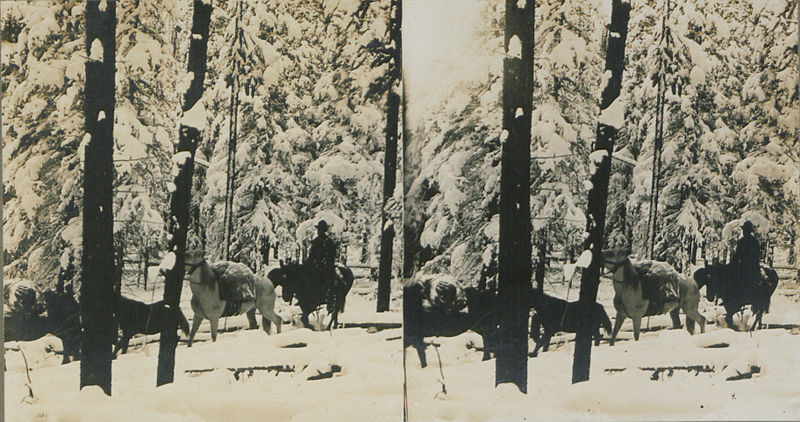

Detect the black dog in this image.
[114,296,190,355]
[530,293,612,356]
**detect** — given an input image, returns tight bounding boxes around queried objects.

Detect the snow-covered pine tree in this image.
[530,0,603,265]
[199,0,390,269]
[2,2,88,287]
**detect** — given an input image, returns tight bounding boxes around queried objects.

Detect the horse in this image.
[403,281,497,368]
[692,263,778,331]
[601,248,706,345]
[529,292,612,357]
[114,296,190,355]
[185,248,282,346]
[40,289,81,363]
[267,260,354,330]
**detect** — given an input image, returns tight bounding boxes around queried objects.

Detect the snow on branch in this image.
[598,96,625,129]
[180,100,207,131]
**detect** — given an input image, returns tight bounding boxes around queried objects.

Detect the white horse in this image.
[602,248,706,345]
[185,248,282,346]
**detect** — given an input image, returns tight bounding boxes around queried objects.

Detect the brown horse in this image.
[185,248,282,346]
[601,248,706,345]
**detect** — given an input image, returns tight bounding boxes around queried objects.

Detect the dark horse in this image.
[114,296,190,355]
[39,289,81,364]
[529,293,612,357]
[268,261,354,330]
[404,283,497,368]
[693,263,778,331]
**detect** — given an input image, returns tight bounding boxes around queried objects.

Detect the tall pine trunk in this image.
[81,0,116,395]
[377,0,402,313]
[496,0,534,394]
[157,0,213,387]
[572,0,630,384]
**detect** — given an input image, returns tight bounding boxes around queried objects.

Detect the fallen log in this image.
[307,364,342,381]
[340,322,401,331]
[184,365,296,380]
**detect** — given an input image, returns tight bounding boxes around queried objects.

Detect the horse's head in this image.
[601,247,630,274]
[274,261,299,304]
[185,248,205,270]
[693,265,721,300]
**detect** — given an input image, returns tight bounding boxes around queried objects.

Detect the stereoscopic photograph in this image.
[2,0,799,421]
[3,0,402,420]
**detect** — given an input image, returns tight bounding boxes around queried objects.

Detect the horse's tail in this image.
[176,308,190,336]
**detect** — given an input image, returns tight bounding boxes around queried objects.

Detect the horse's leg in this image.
[750,311,762,331]
[301,310,312,329]
[188,315,203,347]
[532,331,551,357]
[683,307,705,335]
[209,317,219,342]
[610,314,625,346]
[261,310,282,335]
[669,308,682,329]
[541,331,553,352]
[413,339,427,368]
[246,308,258,330]
[121,335,130,354]
[632,317,642,341]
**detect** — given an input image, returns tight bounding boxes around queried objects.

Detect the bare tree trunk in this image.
[378,0,402,313]
[157,0,213,387]
[81,0,116,395]
[496,0,534,394]
[377,92,399,311]
[223,0,242,261]
[572,0,630,384]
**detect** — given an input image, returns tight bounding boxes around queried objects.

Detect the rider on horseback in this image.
[306,220,337,312]
[733,220,761,292]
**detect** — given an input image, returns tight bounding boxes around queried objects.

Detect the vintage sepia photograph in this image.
[402,0,798,420]
[3,0,402,420]
[1,0,799,421]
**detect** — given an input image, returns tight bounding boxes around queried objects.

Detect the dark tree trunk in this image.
[496,0,534,394]
[81,0,116,395]
[223,0,242,261]
[157,0,213,387]
[377,91,400,312]
[572,0,630,384]
[378,0,402,313]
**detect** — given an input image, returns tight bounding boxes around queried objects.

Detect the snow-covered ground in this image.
[5,274,799,421]
[5,270,402,422]
[405,280,800,421]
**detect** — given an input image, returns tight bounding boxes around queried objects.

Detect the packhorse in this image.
[268,260,353,330]
[601,248,706,345]
[114,295,190,355]
[185,248,282,346]
[529,292,612,357]
[693,262,778,331]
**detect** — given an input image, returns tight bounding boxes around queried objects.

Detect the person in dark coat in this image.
[733,220,761,292]
[306,220,337,306]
